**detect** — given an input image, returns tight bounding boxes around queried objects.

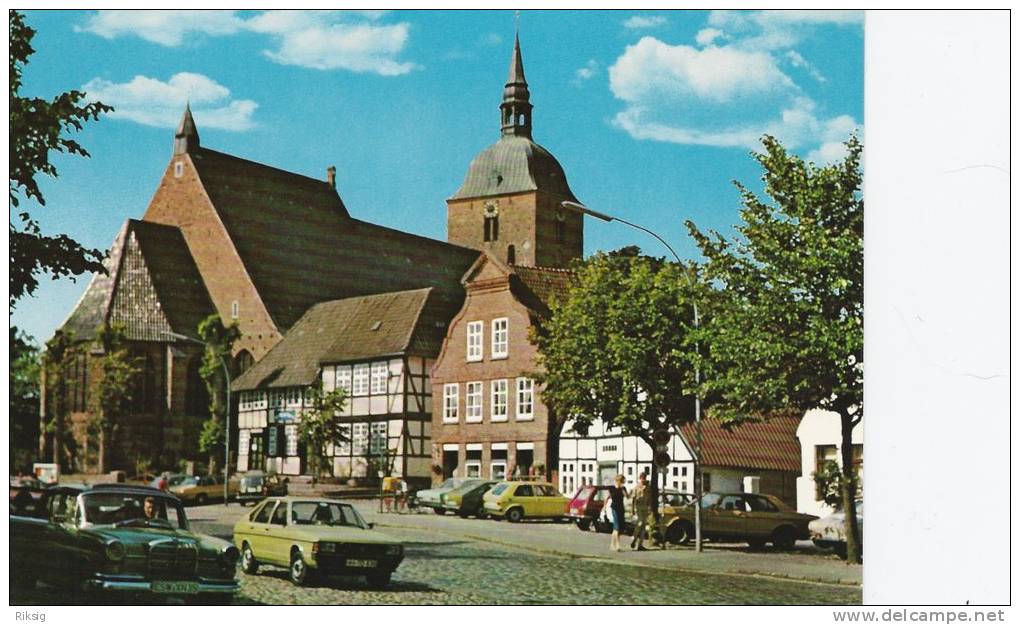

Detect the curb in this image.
[375,519,861,589]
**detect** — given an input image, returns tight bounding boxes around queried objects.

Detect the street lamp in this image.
[167,331,232,506]
[561,200,704,553]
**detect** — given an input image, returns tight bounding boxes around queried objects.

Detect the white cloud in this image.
[77,10,243,46]
[708,9,863,51]
[623,15,667,30]
[83,72,257,131]
[785,50,826,83]
[574,59,599,82]
[695,27,725,47]
[77,10,416,76]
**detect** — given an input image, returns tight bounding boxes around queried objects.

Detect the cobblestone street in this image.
[10,501,861,606]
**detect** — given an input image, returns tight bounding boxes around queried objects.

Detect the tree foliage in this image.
[687,134,863,562]
[9,10,112,309]
[41,329,76,466]
[534,247,700,444]
[93,323,141,473]
[10,327,41,470]
[298,388,350,478]
[196,314,241,423]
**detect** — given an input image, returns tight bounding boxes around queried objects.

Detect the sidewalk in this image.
[355,502,862,587]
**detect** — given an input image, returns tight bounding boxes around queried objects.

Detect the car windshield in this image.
[291,501,368,529]
[490,484,509,496]
[82,492,188,530]
[241,475,265,487]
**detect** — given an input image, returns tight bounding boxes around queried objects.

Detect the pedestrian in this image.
[630,473,652,551]
[394,477,408,513]
[608,474,628,552]
[157,472,169,492]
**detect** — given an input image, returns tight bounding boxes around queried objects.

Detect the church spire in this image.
[500,33,533,139]
[173,102,200,155]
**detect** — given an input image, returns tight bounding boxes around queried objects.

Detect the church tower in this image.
[447,34,582,268]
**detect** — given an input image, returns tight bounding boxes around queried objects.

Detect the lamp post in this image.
[168,331,232,506]
[561,201,704,553]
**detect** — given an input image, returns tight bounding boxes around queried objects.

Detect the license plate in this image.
[152,581,199,594]
[345,559,377,568]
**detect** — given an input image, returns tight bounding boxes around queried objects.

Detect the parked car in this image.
[147,474,188,490]
[233,496,404,587]
[237,471,289,505]
[10,483,239,602]
[415,478,481,514]
[442,480,498,518]
[660,492,818,550]
[483,481,569,522]
[171,475,239,505]
[567,486,694,533]
[809,500,863,559]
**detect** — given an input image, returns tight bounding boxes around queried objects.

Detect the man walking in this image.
[630,473,652,551]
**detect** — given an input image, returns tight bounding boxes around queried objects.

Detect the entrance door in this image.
[598,462,618,487]
[248,430,264,471]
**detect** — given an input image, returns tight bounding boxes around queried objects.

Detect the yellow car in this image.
[233,497,404,587]
[171,475,239,505]
[482,481,569,522]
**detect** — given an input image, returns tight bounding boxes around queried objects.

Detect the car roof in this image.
[260,496,350,504]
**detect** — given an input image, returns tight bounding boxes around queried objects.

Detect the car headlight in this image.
[105,541,126,562]
[385,544,403,556]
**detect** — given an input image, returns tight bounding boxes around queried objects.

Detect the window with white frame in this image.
[443,384,459,423]
[335,366,352,394]
[238,430,250,456]
[270,390,284,408]
[516,377,534,420]
[285,425,299,456]
[370,362,388,395]
[352,423,369,455]
[370,422,388,454]
[231,300,239,320]
[466,321,483,361]
[253,391,267,409]
[491,318,508,358]
[267,427,278,456]
[352,364,370,396]
[491,379,508,421]
[336,425,352,455]
[465,382,483,422]
[239,392,251,411]
[286,387,301,406]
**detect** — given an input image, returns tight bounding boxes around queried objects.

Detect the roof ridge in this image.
[198,147,333,189]
[512,264,575,274]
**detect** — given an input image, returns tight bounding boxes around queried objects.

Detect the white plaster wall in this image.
[796,409,864,516]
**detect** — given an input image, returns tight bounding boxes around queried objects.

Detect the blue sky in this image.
[11,9,863,343]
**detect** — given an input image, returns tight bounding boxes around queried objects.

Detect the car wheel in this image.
[835,543,849,560]
[195,493,208,506]
[458,510,469,519]
[432,507,446,515]
[241,543,259,575]
[747,539,767,551]
[666,521,693,545]
[506,507,524,523]
[366,572,392,588]
[289,550,312,586]
[576,518,591,531]
[771,526,797,551]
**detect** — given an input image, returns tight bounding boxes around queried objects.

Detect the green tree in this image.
[196,314,240,475]
[298,389,349,479]
[92,323,141,473]
[9,10,113,310]
[533,247,701,508]
[687,135,863,562]
[41,330,75,467]
[10,327,41,471]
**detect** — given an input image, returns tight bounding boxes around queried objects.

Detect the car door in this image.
[742,494,782,539]
[246,500,279,564]
[706,495,748,539]
[512,484,534,514]
[266,500,291,564]
[536,484,563,517]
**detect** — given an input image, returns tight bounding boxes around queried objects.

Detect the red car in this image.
[567,485,695,533]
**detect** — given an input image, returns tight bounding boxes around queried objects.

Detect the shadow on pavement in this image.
[253,569,443,593]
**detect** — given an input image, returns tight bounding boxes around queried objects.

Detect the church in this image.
[43,35,583,485]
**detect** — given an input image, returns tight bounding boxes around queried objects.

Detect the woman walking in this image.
[608,474,628,552]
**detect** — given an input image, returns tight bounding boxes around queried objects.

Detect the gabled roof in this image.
[680,415,802,473]
[59,219,215,342]
[232,288,454,391]
[511,264,575,316]
[191,147,480,330]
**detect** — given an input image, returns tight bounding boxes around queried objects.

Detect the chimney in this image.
[326,166,336,190]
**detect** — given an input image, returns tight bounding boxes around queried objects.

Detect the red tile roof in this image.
[680,415,802,473]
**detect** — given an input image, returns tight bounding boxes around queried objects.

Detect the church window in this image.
[484,215,499,242]
[556,219,566,243]
[507,245,516,265]
[466,321,483,361]
[174,162,184,178]
[185,357,210,417]
[231,300,239,319]
[234,349,254,374]
[518,113,525,126]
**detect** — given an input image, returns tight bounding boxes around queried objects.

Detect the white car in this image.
[809,500,863,559]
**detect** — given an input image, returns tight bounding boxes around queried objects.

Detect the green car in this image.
[10,484,240,603]
[233,497,404,587]
[442,480,498,518]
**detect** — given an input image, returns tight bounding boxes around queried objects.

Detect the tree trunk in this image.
[98,426,107,474]
[839,410,862,563]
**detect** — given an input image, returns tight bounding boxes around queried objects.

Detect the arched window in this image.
[185,356,211,417]
[507,245,516,265]
[484,215,499,242]
[234,349,254,375]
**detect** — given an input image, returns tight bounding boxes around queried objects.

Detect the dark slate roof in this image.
[191,147,480,331]
[232,288,454,391]
[449,135,577,202]
[680,415,802,473]
[510,265,575,317]
[59,220,215,342]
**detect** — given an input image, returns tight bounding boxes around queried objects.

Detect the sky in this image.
[11,9,863,344]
